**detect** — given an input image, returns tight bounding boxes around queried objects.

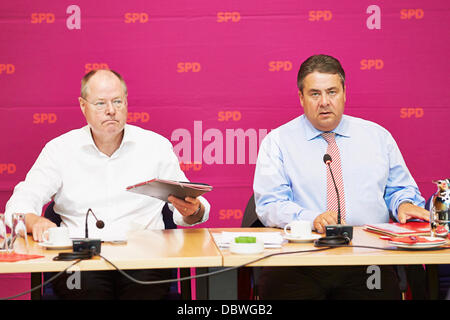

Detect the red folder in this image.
[126,178,213,202]
[364,222,431,237]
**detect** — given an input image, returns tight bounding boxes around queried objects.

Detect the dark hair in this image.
[80,69,128,99]
[297,55,345,93]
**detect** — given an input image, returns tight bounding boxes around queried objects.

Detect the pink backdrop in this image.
[0,0,449,299]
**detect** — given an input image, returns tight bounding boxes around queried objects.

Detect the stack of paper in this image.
[212,232,285,248]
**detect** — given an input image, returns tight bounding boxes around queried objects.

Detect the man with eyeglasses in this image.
[4,69,210,299]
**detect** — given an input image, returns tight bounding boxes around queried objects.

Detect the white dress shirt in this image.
[5,124,210,240]
[254,115,424,228]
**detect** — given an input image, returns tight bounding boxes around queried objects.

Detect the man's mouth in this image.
[103,119,118,124]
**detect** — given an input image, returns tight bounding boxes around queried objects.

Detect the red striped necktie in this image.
[322,132,346,223]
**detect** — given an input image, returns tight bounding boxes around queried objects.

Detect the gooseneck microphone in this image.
[54,209,105,261]
[85,208,105,238]
[314,154,353,247]
[323,154,341,224]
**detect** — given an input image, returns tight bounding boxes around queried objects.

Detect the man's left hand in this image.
[168,195,204,225]
[168,195,201,216]
[397,202,430,224]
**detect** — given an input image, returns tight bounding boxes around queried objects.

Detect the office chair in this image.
[38,202,181,300]
[238,194,263,299]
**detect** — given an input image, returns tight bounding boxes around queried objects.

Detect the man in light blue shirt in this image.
[253,54,429,299]
[254,56,428,233]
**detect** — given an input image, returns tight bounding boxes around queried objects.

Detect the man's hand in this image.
[25,214,57,242]
[168,195,204,225]
[397,202,430,224]
[313,211,338,234]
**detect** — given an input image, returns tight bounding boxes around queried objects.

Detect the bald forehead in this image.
[81,69,127,99]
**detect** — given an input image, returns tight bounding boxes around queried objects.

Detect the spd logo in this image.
[400,108,424,118]
[177,62,201,73]
[400,9,424,19]
[31,13,55,24]
[124,13,149,23]
[0,163,16,174]
[217,12,241,23]
[219,209,243,220]
[127,112,150,123]
[33,113,57,124]
[85,63,109,73]
[308,10,332,21]
[360,59,384,70]
[0,64,15,74]
[218,111,242,122]
[268,61,292,72]
[179,162,202,172]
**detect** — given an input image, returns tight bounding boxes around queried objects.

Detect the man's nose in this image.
[320,94,330,107]
[105,101,116,115]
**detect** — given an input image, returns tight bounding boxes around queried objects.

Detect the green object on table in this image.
[234,236,257,243]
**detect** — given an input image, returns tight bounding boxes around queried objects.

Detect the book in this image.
[126,178,213,202]
[364,222,431,237]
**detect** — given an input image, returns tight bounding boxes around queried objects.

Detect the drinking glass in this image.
[0,214,7,251]
[11,213,28,250]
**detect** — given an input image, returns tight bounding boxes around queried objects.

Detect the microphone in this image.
[85,208,105,238]
[316,153,353,245]
[323,154,341,224]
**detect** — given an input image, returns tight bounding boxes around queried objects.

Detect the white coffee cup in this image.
[43,227,71,245]
[284,220,312,238]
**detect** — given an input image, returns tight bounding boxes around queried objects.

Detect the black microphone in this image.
[85,208,105,238]
[316,153,353,244]
[323,154,341,224]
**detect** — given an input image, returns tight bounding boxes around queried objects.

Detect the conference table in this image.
[0,227,449,300]
[0,228,222,300]
[200,227,450,300]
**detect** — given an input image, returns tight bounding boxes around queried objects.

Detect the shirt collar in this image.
[303,114,351,141]
[80,124,135,152]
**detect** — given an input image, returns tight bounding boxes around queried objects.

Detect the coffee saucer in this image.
[38,241,73,250]
[284,234,321,243]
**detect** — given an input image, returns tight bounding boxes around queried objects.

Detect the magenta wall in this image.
[0,1,449,299]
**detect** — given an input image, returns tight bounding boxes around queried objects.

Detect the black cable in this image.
[2,243,448,299]
[99,243,450,286]
[0,259,83,300]
[99,247,337,285]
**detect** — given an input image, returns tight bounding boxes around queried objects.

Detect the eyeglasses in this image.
[81,97,126,111]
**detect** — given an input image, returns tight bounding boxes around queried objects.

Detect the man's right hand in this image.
[25,214,56,242]
[313,211,339,234]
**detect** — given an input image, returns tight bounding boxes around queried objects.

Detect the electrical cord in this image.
[0,259,83,300]
[97,242,450,286]
[98,246,337,285]
[1,243,448,299]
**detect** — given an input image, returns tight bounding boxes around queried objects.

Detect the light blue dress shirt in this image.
[253,114,424,228]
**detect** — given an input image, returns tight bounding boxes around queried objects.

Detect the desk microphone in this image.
[55,209,104,261]
[323,154,342,224]
[315,154,353,246]
[85,208,105,238]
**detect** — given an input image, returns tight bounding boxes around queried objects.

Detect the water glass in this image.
[0,214,7,251]
[11,213,28,250]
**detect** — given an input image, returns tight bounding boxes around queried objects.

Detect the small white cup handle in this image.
[284,223,292,235]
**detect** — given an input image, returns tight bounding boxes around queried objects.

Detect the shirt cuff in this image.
[171,196,210,227]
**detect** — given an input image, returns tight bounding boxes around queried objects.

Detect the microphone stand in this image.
[318,154,353,244]
[325,161,342,225]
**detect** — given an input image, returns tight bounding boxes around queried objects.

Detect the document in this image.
[126,178,213,202]
[364,222,430,237]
